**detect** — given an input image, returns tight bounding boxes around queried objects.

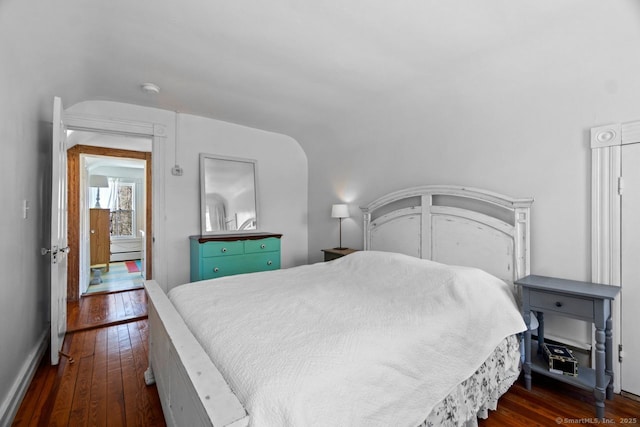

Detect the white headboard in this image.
[362,185,533,285]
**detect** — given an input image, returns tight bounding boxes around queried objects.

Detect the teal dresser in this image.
[189,232,282,282]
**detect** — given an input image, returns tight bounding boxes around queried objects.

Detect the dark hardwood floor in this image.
[12,289,640,426]
[12,290,164,427]
[67,289,147,333]
[480,375,640,426]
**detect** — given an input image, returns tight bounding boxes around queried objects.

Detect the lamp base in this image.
[333,247,348,250]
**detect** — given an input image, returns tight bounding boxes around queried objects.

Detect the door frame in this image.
[591,119,640,394]
[68,144,152,301]
[63,112,166,301]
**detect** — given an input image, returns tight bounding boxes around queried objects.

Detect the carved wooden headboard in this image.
[361,185,533,285]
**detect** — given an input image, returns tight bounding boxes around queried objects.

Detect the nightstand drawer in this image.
[529,290,594,320]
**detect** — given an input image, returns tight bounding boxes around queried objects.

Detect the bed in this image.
[144,185,533,427]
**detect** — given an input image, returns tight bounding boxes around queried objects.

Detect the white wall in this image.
[302,6,640,348]
[66,101,309,291]
[0,24,51,427]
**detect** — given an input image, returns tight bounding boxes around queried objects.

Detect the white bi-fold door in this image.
[621,142,640,397]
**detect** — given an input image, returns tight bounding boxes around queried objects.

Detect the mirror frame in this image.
[199,153,259,235]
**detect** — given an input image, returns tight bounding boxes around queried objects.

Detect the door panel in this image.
[621,142,640,396]
[49,96,68,365]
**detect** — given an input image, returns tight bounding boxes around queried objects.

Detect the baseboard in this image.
[0,329,48,427]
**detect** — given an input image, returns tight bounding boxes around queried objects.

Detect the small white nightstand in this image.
[515,275,620,420]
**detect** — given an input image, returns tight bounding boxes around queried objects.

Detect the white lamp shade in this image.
[89,175,109,188]
[331,204,349,218]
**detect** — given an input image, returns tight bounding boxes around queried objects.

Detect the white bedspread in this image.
[168,251,526,427]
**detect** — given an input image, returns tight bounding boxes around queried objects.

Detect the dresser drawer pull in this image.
[214,267,219,272]
[555,301,563,308]
[221,248,227,253]
[267,260,273,266]
[261,244,266,249]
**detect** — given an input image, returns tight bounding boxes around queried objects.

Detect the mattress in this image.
[169,251,526,427]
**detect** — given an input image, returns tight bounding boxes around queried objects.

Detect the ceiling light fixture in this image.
[141,82,160,94]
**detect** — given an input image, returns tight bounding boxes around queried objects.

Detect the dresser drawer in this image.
[201,255,247,279]
[529,290,594,320]
[201,240,244,257]
[243,253,280,273]
[245,237,281,254]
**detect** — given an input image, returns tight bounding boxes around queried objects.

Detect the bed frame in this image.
[144,185,533,427]
[362,185,533,286]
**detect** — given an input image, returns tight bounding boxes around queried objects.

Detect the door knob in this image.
[41,247,56,256]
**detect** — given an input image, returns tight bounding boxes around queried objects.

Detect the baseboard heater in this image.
[111,251,142,262]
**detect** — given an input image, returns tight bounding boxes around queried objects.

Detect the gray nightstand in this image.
[515,275,620,419]
[321,248,357,262]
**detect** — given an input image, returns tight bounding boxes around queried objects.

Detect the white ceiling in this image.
[4,0,640,148]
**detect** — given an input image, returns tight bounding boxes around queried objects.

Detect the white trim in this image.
[65,113,165,137]
[622,120,640,145]
[591,144,621,286]
[0,329,48,426]
[589,120,640,394]
[590,123,621,149]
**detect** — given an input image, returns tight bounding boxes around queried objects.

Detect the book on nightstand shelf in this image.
[542,343,578,376]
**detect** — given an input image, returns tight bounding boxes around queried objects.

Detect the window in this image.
[110,182,135,238]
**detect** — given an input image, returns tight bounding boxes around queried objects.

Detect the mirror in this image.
[200,154,258,234]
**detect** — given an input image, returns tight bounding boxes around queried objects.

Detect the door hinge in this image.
[619,344,624,362]
[618,176,624,195]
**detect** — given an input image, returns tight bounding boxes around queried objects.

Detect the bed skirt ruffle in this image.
[419,334,521,427]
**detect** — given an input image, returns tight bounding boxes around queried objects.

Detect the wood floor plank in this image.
[48,332,85,427]
[127,321,165,426]
[25,363,58,427]
[87,295,100,324]
[107,293,117,323]
[79,327,98,358]
[118,323,140,426]
[138,320,150,356]
[131,289,147,317]
[106,325,126,427]
[122,291,134,318]
[11,357,56,426]
[88,327,108,427]
[67,354,94,426]
[114,292,127,320]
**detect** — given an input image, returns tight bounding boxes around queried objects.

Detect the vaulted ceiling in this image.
[3,0,640,150]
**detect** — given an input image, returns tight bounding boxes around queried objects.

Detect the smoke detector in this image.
[141,83,160,94]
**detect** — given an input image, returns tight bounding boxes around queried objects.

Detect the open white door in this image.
[46,96,69,365]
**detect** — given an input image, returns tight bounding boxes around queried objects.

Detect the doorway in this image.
[591,120,640,398]
[83,154,147,294]
[67,132,153,301]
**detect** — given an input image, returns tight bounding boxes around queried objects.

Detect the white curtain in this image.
[107,177,119,211]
